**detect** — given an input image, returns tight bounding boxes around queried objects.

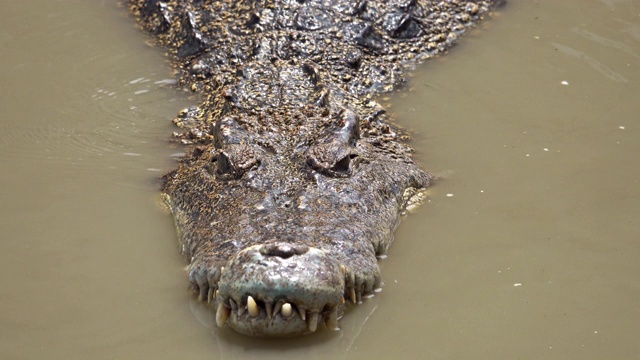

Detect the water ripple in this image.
[549,42,629,83]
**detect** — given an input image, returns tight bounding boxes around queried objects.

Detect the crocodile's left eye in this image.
[331,153,359,174]
[306,109,361,178]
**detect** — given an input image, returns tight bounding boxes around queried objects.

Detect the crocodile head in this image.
[163,107,430,336]
[127,0,499,337]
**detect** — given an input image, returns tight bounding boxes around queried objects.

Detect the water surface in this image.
[0,1,638,359]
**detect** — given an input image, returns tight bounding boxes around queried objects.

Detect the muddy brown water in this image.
[1,1,638,359]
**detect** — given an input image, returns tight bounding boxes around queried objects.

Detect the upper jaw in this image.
[214,242,345,337]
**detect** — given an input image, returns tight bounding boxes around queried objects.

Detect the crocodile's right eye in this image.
[207,151,239,180]
[216,152,236,176]
[207,146,261,181]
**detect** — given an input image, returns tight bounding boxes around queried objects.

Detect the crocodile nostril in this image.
[273,245,295,258]
[260,243,310,258]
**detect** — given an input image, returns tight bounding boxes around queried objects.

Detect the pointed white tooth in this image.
[215,303,230,328]
[340,264,346,274]
[281,303,292,318]
[247,296,260,317]
[307,311,319,333]
[323,308,340,331]
[350,288,357,304]
[265,302,274,319]
[198,286,207,301]
[274,301,283,317]
[207,287,214,303]
[297,306,306,321]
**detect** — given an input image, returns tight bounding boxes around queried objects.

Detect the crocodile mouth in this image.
[214,242,345,337]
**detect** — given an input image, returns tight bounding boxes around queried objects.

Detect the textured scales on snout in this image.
[130,0,500,336]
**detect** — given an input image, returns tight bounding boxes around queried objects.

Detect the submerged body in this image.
[130,0,497,336]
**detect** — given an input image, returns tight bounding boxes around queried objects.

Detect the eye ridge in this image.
[307,149,358,178]
[205,151,236,180]
[216,152,236,176]
[208,150,261,180]
[331,153,357,174]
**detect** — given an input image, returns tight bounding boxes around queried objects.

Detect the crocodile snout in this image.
[215,242,345,336]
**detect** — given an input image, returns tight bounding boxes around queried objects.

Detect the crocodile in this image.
[129,0,499,337]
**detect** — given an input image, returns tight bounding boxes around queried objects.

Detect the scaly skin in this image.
[129,0,499,336]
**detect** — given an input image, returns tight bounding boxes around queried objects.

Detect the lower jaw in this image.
[229,313,317,337]
[216,300,342,337]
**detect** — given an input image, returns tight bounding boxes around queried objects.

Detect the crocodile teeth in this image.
[297,306,306,321]
[207,287,214,303]
[215,303,230,328]
[273,301,283,317]
[373,273,382,289]
[350,288,357,304]
[247,296,259,317]
[229,298,237,311]
[265,301,274,319]
[238,305,246,316]
[198,286,207,302]
[281,303,292,318]
[323,308,340,331]
[307,311,319,333]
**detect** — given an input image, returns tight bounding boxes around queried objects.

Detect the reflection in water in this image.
[0,0,639,359]
[0,72,179,171]
[190,299,379,360]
